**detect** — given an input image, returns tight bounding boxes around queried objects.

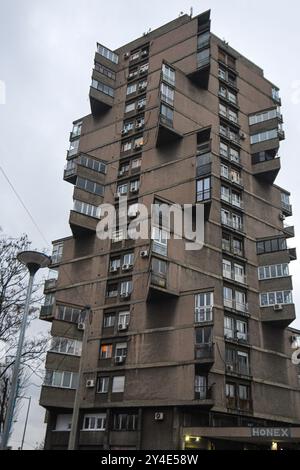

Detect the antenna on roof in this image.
[190,7,193,18]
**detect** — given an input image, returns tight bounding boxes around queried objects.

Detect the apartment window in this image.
[219,104,238,123]
[68,139,79,157]
[151,258,167,276]
[56,305,82,323]
[162,64,175,86]
[110,258,121,272]
[138,80,147,92]
[123,253,134,266]
[160,103,174,126]
[91,79,114,97]
[224,287,247,312]
[113,413,138,431]
[78,154,106,174]
[94,61,116,80]
[97,376,109,393]
[112,376,125,393]
[160,83,174,106]
[218,67,237,87]
[134,136,143,149]
[195,375,207,398]
[195,326,212,345]
[97,44,118,64]
[130,52,140,61]
[250,129,278,145]
[44,293,54,307]
[132,157,142,169]
[224,317,247,341]
[226,348,249,375]
[107,283,118,297]
[82,414,106,431]
[123,121,134,134]
[221,209,243,231]
[118,311,130,329]
[55,414,72,431]
[100,344,113,359]
[256,237,287,254]
[220,124,239,143]
[44,370,78,389]
[222,258,245,284]
[152,226,168,256]
[76,177,104,196]
[197,48,210,68]
[50,337,82,356]
[196,177,211,201]
[195,292,213,322]
[220,141,240,163]
[71,121,82,138]
[139,63,149,74]
[73,200,101,218]
[127,83,137,95]
[120,280,133,296]
[129,180,139,193]
[281,192,291,209]
[260,291,293,307]
[115,342,127,360]
[137,97,146,109]
[128,202,139,218]
[272,87,281,103]
[221,185,230,203]
[258,264,289,280]
[117,183,128,195]
[226,383,235,398]
[218,49,236,69]
[52,242,63,263]
[103,312,116,328]
[219,86,237,104]
[197,31,210,49]
[249,108,278,125]
[125,102,135,113]
[122,141,132,152]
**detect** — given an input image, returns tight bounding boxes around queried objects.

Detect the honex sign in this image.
[251,428,291,439]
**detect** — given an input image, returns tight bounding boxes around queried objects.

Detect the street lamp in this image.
[0,251,50,450]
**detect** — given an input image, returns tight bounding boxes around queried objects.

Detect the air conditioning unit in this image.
[154,412,164,421]
[274,304,283,311]
[122,264,132,271]
[120,292,131,299]
[77,322,85,331]
[86,379,95,388]
[130,187,138,194]
[110,266,118,273]
[137,103,145,110]
[134,143,143,150]
[136,122,144,129]
[140,250,149,258]
[226,364,234,372]
[118,323,128,331]
[115,356,125,364]
[279,213,286,221]
[240,132,246,140]
[124,52,130,59]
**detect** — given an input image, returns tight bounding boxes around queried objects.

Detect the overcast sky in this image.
[1,0,300,450]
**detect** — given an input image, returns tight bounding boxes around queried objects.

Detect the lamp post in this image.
[0,251,50,450]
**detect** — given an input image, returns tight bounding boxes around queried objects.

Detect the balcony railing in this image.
[221,193,243,209]
[222,240,244,258]
[195,385,214,401]
[281,201,292,216]
[226,361,250,376]
[223,269,247,285]
[224,299,249,315]
[221,216,243,232]
[195,342,214,360]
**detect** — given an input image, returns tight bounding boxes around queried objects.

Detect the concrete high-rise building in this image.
[39,11,300,450]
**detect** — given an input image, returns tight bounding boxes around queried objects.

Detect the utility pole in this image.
[68,306,91,450]
[20,396,31,450]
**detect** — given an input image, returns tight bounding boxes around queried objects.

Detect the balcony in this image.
[226,397,252,414]
[283,225,295,239]
[89,79,114,116]
[194,385,214,406]
[220,171,243,189]
[221,216,244,234]
[44,278,57,293]
[224,299,249,317]
[194,306,213,323]
[222,240,244,259]
[147,269,179,302]
[224,331,249,345]
[281,201,292,217]
[261,303,296,328]
[223,269,247,286]
[156,115,183,147]
[288,247,297,261]
[252,156,281,184]
[221,193,243,210]
[195,343,214,363]
[69,210,100,238]
[40,303,55,322]
[225,361,251,377]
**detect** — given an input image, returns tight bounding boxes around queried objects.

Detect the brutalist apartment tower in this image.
[39,11,300,450]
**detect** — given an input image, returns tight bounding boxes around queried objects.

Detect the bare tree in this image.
[0,234,48,433]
